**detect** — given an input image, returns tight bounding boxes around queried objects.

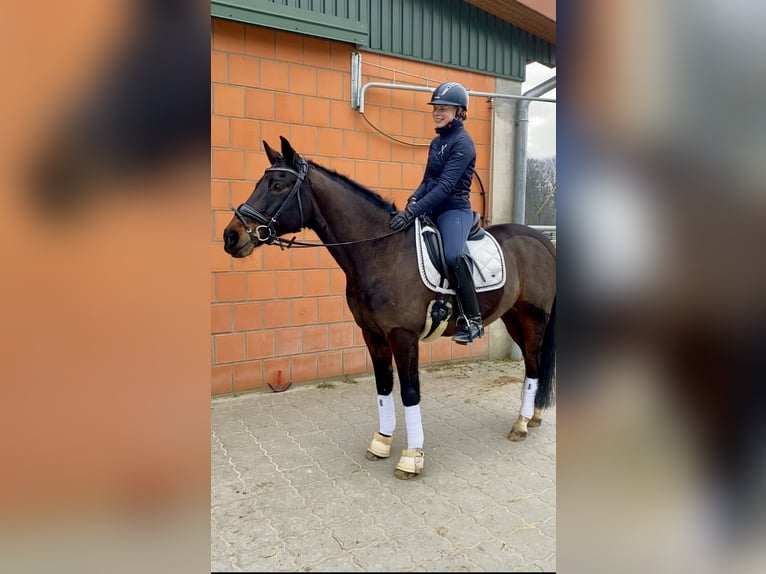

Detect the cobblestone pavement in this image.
[211,358,556,572]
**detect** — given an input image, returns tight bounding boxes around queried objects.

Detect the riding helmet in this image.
[428,81,469,111]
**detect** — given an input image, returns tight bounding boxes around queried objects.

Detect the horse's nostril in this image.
[223,228,239,249]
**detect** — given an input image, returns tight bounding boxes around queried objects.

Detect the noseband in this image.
[232,159,308,245]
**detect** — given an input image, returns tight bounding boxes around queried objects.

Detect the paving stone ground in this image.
[211,358,556,572]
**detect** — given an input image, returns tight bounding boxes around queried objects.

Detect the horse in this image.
[222,136,556,480]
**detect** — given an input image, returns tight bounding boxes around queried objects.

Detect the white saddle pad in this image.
[415,218,506,294]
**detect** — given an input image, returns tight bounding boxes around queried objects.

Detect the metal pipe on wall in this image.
[355,81,556,113]
[512,77,557,224]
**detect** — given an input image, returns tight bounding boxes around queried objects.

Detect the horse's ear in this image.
[263,140,282,165]
[279,136,302,170]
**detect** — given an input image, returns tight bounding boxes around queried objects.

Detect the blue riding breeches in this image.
[436,209,474,267]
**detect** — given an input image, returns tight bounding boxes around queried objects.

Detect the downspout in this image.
[513,77,557,224]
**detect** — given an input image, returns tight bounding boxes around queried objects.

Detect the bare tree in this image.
[525,156,556,226]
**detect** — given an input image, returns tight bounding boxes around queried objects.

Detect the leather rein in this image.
[232,160,400,250]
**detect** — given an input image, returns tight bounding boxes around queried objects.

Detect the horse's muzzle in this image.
[223,227,241,253]
[223,227,256,258]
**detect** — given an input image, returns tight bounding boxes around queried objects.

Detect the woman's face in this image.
[431,104,458,128]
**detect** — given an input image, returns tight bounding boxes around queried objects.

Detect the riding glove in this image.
[389,208,415,231]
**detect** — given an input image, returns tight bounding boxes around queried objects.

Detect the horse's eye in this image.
[273,182,285,191]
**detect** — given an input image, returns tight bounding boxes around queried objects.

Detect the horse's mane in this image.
[309,160,396,212]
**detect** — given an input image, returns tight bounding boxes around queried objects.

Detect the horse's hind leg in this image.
[361,329,396,461]
[527,407,544,427]
[504,304,547,442]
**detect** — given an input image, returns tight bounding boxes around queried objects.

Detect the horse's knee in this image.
[400,385,420,407]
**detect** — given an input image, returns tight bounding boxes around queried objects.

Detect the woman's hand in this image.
[389,208,415,231]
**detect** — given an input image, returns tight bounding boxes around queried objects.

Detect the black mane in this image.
[309,160,396,212]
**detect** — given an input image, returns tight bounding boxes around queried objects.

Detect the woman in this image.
[389,81,483,344]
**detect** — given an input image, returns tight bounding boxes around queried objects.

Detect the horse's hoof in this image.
[366,431,392,459]
[394,448,424,479]
[508,429,528,442]
[527,417,543,428]
[394,468,420,480]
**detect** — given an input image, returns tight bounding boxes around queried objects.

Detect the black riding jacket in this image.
[407,118,476,218]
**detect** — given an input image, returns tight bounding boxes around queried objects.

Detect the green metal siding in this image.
[365,0,554,81]
[211,0,555,80]
[211,0,368,45]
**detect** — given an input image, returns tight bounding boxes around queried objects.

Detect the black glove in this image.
[389,208,415,231]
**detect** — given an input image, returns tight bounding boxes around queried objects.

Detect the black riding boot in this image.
[449,255,484,345]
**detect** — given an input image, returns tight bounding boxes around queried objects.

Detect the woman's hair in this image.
[456,107,467,121]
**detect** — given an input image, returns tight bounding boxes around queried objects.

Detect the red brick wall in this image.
[211,18,497,396]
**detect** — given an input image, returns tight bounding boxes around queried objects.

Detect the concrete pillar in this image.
[487,78,523,361]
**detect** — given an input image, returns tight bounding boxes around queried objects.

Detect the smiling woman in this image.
[399,81,483,344]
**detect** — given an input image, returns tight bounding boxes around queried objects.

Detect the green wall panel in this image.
[212,0,555,80]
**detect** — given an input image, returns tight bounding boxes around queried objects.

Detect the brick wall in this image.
[211,18,497,396]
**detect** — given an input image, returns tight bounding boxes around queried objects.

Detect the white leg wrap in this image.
[404,404,424,449]
[520,377,538,419]
[377,393,396,435]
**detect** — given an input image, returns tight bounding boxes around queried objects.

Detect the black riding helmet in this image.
[428,81,469,111]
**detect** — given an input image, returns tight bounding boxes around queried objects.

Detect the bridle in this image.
[231,157,402,249]
[231,158,308,246]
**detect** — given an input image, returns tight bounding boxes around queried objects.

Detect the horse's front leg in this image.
[361,329,396,461]
[389,327,424,480]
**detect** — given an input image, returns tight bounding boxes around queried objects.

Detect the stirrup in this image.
[452,318,484,344]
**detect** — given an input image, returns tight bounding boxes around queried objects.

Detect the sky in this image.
[522,62,557,158]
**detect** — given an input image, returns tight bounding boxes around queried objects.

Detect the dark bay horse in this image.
[223,136,556,479]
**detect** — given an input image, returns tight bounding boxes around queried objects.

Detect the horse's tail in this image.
[535,296,557,410]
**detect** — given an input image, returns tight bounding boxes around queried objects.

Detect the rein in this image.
[265,229,402,250]
[232,160,402,250]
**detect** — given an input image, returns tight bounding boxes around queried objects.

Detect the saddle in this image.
[415,213,506,294]
[415,213,506,342]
